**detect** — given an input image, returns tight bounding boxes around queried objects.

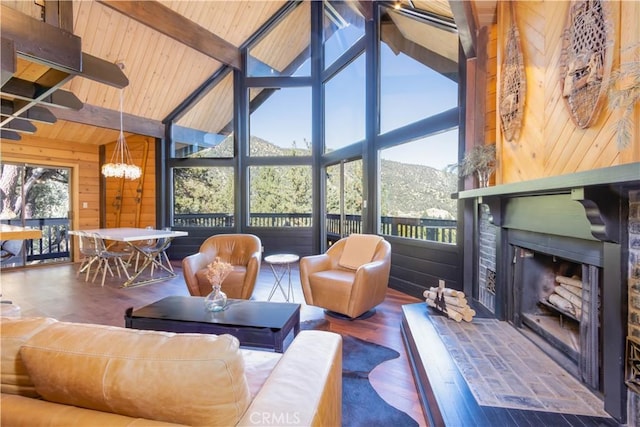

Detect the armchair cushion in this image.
[301,235,391,319]
[182,234,262,300]
[338,234,383,270]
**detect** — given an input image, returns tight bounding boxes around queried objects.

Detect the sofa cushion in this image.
[20,321,251,426]
[1,317,57,397]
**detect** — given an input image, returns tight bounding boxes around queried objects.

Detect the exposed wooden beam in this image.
[97,0,242,70]
[448,0,477,58]
[354,0,374,21]
[1,77,82,110]
[50,104,164,139]
[1,129,21,141]
[1,38,16,86]
[1,100,57,124]
[0,5,128,88]
[0,4,81,73]
[3,118,37,134]
[44,0,74,32]
[81,53,129,89]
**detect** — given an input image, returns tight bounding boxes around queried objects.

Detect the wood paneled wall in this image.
[1,134,100,260]
[103,135,156,229]
[1,133,156,259]
[494,1,639,184]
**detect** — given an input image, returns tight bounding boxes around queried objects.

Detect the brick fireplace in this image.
[460,164,640,424]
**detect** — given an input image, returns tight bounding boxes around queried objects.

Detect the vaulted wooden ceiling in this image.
[0,0,497,146]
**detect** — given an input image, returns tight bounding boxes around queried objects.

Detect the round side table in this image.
[264,253,299,302]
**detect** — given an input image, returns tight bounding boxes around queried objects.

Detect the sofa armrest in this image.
[237,331,342,427]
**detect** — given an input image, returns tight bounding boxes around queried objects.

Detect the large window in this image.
[249,166,312,227]
[323,0,365,69]
[247,2,310,77]
[325,160,363,239]
[379,130,458,243]
[249,87,312,157]
[377,7,459,243]
[379,8,459,134]
[324,54,366,152]
[171,72,234,159]
[172,167,234,228]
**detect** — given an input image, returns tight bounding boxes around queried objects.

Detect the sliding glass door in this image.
[0,163,71,267]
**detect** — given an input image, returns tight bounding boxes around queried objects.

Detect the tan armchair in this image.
[300,234,391,319]
[182,234,262,299]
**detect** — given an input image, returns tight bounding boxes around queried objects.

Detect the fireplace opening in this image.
[512,247,602,392]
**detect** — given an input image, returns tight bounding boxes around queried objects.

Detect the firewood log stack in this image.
[546,275,583,318]
[423,280,476,322]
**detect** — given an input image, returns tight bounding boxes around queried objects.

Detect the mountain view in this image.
[174,136,458,220]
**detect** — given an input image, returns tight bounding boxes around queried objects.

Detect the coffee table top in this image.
[129,296,300,329]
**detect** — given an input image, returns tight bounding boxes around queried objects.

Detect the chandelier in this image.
[101,87,142,180]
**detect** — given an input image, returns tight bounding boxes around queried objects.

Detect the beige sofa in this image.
[0,317,342,426]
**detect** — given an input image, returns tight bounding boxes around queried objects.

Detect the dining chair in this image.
[76,231,100,281]
[82,233,130,286]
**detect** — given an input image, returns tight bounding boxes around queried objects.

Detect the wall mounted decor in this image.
[559,0,613,129]
[499,1,526,143]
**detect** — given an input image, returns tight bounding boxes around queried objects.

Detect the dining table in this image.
[68,227,188,288]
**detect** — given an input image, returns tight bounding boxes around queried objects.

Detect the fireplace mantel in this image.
[456,164,639,244]
[457,163,640,200]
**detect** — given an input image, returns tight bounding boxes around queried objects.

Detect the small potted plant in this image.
[448,144,496,188]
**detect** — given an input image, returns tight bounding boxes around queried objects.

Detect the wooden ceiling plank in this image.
[96,0,242,70]
[1,38,16,86]
[49,104,164,138]
[0,4,81,73]
[448,0,477,58]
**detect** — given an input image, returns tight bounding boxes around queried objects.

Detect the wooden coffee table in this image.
[125,296,301,353]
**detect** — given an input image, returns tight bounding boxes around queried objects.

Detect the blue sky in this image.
[249,26,459,171]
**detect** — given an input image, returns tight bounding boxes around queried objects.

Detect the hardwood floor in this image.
[0,261,427,426]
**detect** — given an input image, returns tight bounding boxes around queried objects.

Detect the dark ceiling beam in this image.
[0,5,128,88]
[3,117,37,134]
[354,0,374,21]
[1,129,21,141]
[1,77,82,110]
[97,0,242,70]
[1,38,15,86]
[448,0,477,58]
[44,0,74,32]
[0,4,81,73]
[82,53,129,89]
[50,104,165,139]
[1,100,57,125]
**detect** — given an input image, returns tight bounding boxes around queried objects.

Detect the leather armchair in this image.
[300,235,391,319]
[182,234,262,299]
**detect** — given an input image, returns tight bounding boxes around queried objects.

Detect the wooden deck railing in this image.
[174,213,457,244]
[1,218,70,262]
